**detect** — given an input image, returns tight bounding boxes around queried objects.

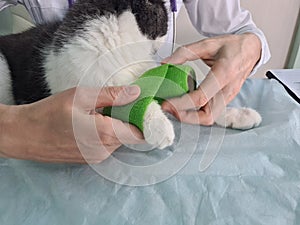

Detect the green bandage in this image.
[103,64,196,131]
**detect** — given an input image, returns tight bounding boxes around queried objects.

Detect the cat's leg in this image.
[215,107,262,130]
[0,53,14,105]
[143,101,175,149]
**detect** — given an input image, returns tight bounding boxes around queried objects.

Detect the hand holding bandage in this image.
[103,64,196,148]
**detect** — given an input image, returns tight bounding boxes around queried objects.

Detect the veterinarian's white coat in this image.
[0,0,271,72]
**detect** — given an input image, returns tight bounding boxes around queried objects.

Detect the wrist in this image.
[0,104,11,157]
[0,104,22,158]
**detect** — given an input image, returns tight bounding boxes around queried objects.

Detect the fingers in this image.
[75,115,144,163]
[199,61,231,101]
[163,79,244,125]
[95,85,144,144]
[96,115,144,145]
[95,85,144,145]
[72,85,143,160]
[162,38,220,65]
[162,66,226,113]
[162,88,206,114]
[165,88,227,125]
[112,119,145,145]
[174,104,214,126]
[96,85,140,108]
[161,34,258,126]
[162,39,229,112]
[72,85,140,112]
[162,45,199,64]
[163,47,239,118]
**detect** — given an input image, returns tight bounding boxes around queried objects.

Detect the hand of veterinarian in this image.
[162,33,261,125]
[0,85,144,163]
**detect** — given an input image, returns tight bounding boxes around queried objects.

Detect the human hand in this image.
[162,33,261,125]
[0,85,144,164]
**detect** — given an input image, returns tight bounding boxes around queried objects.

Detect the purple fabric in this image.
[170,0,177,12]
[68,0,73,8]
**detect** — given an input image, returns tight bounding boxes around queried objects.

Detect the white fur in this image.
[215,107,262,130]
[0,10,262,149]
[0,53,14,105]
[43,11,261,147]
[44,11,173,148]
[143,101,175,149]
[45,11,163,93]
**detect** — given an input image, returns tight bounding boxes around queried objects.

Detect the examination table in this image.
[0,79,300,225]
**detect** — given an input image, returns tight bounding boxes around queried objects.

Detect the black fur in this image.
[0,23,59,104]
[54,0,168,51]
[0,0,168,104]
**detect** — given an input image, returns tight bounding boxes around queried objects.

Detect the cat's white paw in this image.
[215,107,262,130]
[143,102,175,149]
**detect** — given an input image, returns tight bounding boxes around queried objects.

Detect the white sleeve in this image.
[184,0,271,75]
[18,0,69,24]
[0,0,69,24]
[0,0,18,11]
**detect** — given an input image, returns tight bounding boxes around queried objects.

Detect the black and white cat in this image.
[0,0,261,149]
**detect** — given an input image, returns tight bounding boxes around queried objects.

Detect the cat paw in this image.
[215,107,262,130]
[143,102,175,149]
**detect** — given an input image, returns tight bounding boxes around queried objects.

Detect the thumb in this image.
[162,40,214,65]
[96,85,141,108]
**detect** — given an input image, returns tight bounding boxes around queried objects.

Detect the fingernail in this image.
[125,85,140,95]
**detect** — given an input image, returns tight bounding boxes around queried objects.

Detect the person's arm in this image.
[0,85,144,164]
[0,105,6,158]
[162,0,271,125]
[183,0,270,74]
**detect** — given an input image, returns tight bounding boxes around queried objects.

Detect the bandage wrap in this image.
[103,64,196,131]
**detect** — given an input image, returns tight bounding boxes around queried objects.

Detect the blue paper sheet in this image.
[0,79,300,225]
